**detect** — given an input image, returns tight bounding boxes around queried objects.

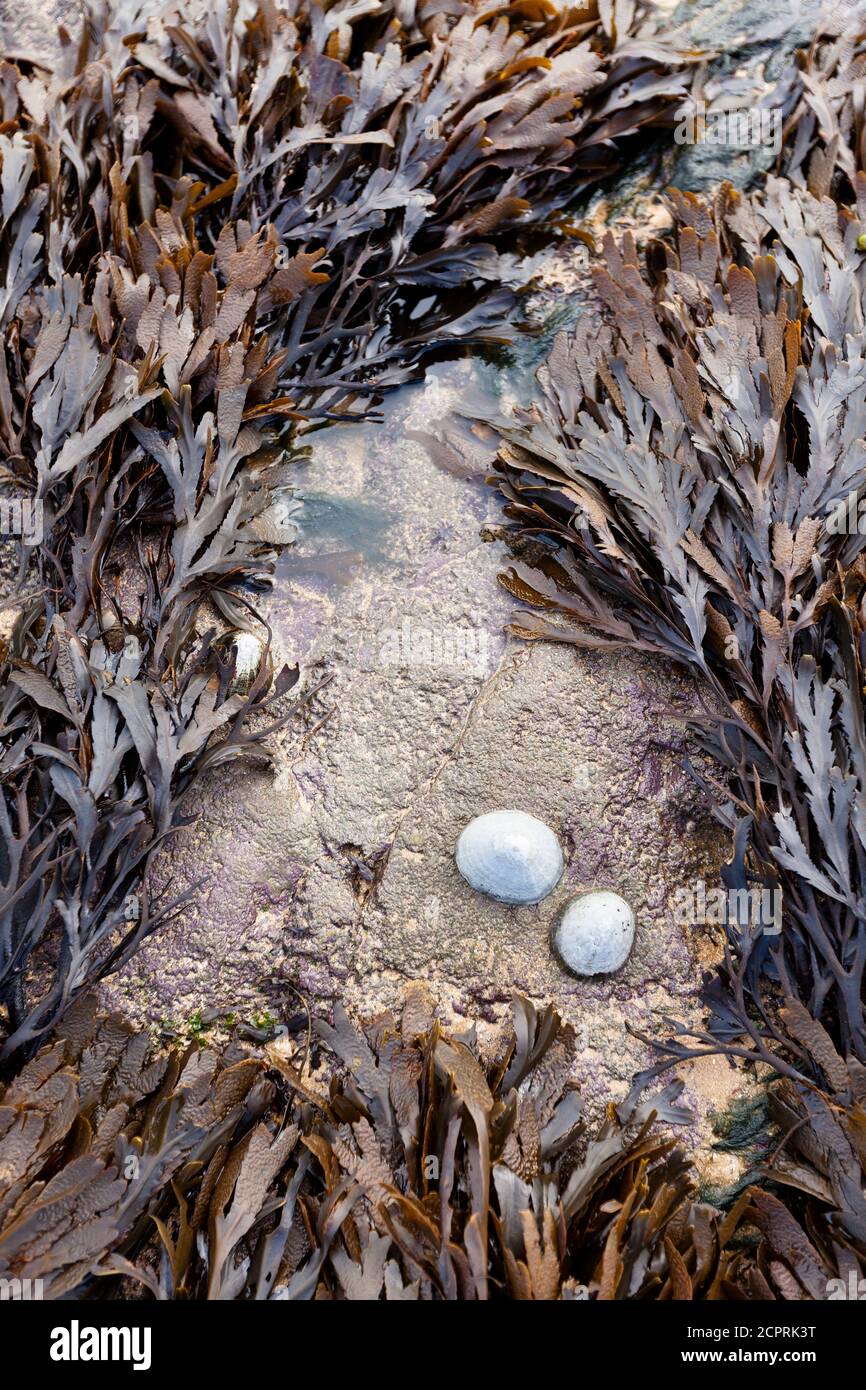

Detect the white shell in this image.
[552,891,635,975]
[455,810,563,905]
[214,630,268,694]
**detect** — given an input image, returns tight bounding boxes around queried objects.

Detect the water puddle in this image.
[277,490,397,589]
[266,354,517,667]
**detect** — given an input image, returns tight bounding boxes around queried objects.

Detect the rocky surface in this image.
[0,0,78,59]
[104,355,735,1137]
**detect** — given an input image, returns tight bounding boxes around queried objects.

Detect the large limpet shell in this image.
[455,810,563,905]
[551,891,635,975]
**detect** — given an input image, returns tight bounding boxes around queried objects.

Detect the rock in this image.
[455,809,563,905]
[4,0,796,1160]
[99,366,726,1127]
[552,891,635,975]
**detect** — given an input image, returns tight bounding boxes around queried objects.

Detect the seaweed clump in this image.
[494,174,866,1069]
[489,7,866,1297]
[6,987,855,1301]
[0,0,696,1060]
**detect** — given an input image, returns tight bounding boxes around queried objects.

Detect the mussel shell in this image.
[455,810,563,905]
[551,891,635,976]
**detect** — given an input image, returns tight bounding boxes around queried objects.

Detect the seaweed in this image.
[492,153,866,1079]
[0,0,696,1060]
[0,987,800,1301]
[486,4,866,1297]
[5,0,863,1304]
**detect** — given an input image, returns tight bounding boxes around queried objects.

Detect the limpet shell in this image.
[455,810,563,905]
[552,891,635,976]
[213,630,270,695]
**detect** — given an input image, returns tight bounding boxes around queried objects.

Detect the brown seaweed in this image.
[5,987,862,1300]
[0,988,764,1300]
[493,170,866,1074]
[486,6,866,1297]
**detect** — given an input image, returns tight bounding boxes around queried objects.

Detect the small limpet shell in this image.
[551,891,635,976]
[455,810,563,905]
[213,630,270,695]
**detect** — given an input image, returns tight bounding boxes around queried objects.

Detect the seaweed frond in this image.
[5,988,842,1301]
[493,113,866,1077]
